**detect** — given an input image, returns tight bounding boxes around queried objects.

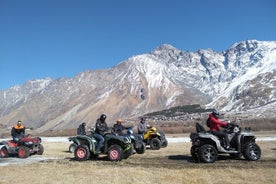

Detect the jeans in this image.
[93,133,105,152]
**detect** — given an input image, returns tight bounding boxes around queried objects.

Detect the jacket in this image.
[11,125,25,138]
[113,124,126,135]
[209,113,227,131]
[138,122,147,134]
[77,124,86,135]
[95,119,108,135]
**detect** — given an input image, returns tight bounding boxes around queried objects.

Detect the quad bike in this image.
[143,126,168,150]
[190,123,261,163]
[69,128,133,161]
[126,128,146,154]
[0,135,44,158]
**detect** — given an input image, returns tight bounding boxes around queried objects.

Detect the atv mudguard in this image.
[0,144,4,150]
[69,135,97,152]
[198,132,227,152]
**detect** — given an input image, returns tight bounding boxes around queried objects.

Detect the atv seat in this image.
[196,123,206,133]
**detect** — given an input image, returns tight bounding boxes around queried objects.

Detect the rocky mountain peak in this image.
[0,40,275,131]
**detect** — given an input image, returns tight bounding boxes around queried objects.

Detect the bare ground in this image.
[0,135,276,184]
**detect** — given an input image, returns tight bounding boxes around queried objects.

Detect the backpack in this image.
[206,117,211,127]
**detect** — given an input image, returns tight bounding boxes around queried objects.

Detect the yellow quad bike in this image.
[143,126,168,150]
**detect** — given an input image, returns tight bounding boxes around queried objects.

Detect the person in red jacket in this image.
[209,110,230,150]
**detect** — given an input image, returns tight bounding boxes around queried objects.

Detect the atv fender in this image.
[69,135,97,152]
[198,133,226,152]
[0,145,4,150]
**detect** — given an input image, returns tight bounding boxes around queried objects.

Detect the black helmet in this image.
[212,109,219,118]
[81,122,86,127]
[100,114,107,121]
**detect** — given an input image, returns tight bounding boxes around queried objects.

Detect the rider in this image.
[138,117,147,134]
[11,120,26,142]
[77,122,87,135]
[209,110,230,150]
[94,114,109,154]
[112,119,126,135]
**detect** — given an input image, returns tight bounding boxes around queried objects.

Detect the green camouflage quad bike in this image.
[68,129,133,162]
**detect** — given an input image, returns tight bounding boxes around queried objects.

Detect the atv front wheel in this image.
[37,144,44,155]
[136,143,146,154]
[108,145,123,161]
[0,147,8,158]
[243,142,261,161]
[74,145,90,161]
[69,143,77,153]
[18,146,30,158]
[162,139,168,148]
[198,144,218,163]
[150,138,161,150]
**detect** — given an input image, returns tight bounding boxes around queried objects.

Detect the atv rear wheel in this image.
[18,146,30,158]
[69,143,77,153]
[150,138,161,150]
[37,144,44,155]
[108,145,123,161]
[243,142,261,161]
[74,145,90,161]
[198,144,218,163]
[0,147,8,158]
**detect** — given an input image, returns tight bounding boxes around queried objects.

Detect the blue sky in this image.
[0,0,275,90]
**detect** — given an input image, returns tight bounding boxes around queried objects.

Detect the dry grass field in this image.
[0,132,275,184]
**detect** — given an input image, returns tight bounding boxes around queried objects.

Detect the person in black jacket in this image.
[77,122,86,135]
[94,114,109,154]
[11,120,25,142]
[112,119,126,135]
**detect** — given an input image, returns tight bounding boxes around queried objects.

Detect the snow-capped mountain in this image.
[0,40,275,131]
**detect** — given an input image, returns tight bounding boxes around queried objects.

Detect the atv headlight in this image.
[25,141,33,145]
[233,127,240,133]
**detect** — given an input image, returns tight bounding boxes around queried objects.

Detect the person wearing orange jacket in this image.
[209,110,230,150]
[11,120,26,142]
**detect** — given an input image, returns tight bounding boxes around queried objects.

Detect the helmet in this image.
[17,120,22,126]
[100,114,107,121]
[81,122,86,127]
[212,109,219,118]
[127,128,133,135]
[117,119,122,124]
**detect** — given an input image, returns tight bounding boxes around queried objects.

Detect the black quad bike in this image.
[68,129,133,162]
[143,126,168,150]
[126,128,146,154]
[190,123,261,163]
[0,135,44,158]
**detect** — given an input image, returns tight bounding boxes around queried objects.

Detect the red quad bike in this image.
[0,135,44,158]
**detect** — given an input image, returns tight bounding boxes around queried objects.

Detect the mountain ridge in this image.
[0,39,275,131]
